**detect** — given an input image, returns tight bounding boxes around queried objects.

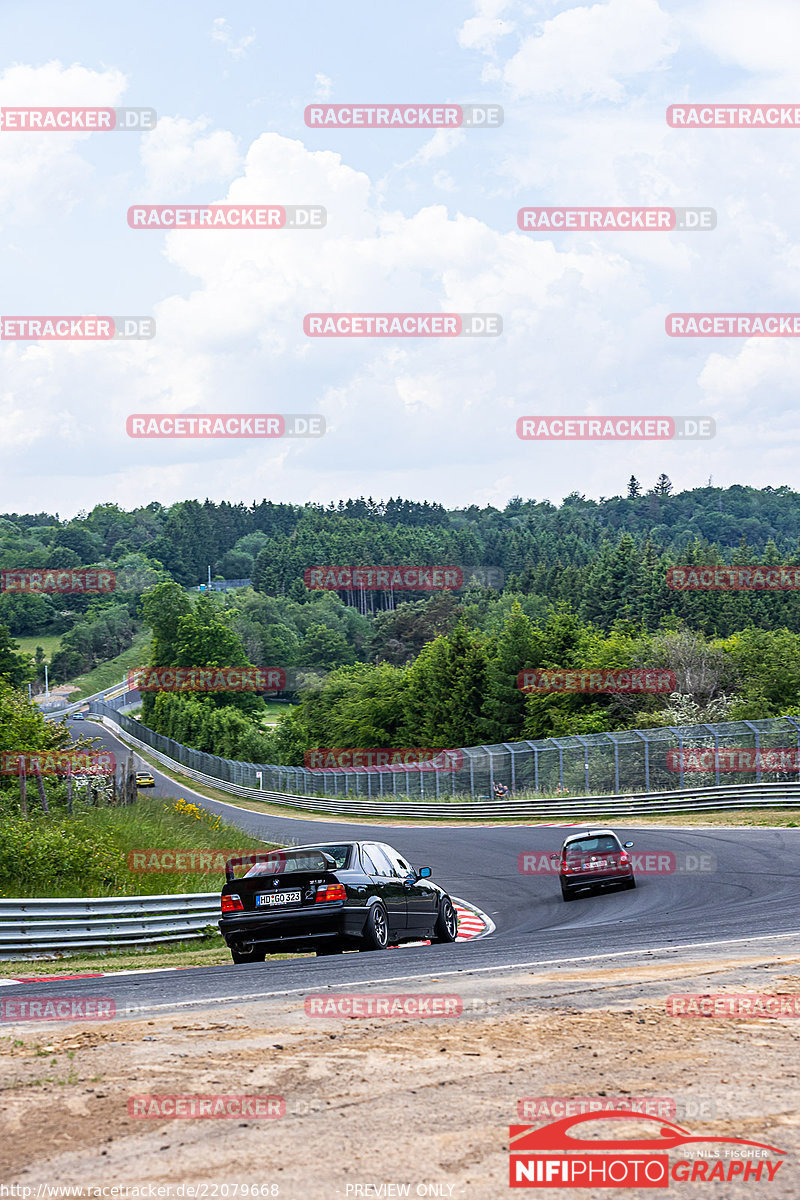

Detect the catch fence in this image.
[88,702,800,801]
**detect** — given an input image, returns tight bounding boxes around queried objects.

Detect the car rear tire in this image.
[359,903,389,951]
[560,882,575,902]
[231,945,266,964]
[432,897,458,943]
[624,877,637,890]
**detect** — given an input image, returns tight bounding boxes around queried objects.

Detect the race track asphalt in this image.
[6,717,798,1019]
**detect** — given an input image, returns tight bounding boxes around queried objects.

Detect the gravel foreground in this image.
[1,954,799,1199]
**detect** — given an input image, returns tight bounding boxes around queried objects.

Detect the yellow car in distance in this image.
[135,771,155,788]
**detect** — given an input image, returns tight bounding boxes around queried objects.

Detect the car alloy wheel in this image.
[360,902,389,950]
[433,897,458,943]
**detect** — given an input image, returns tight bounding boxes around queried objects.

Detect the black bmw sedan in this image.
[219,840,459,963]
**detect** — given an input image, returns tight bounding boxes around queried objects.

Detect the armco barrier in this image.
[92,705,800,820]
[0,894,220,958]
[41,679,136,720]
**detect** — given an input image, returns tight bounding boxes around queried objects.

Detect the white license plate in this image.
[256,890,302,907]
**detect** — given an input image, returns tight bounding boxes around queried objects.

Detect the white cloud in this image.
[314,74,333,100]
[211,17,256,59]
[683,0,800,78]
[493,0,678,101]
[139,116,241,195]
[0,61,128,226]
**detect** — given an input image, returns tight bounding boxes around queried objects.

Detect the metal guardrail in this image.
[41,679,132,720]
[0,894,221,958]
[96,710,800,820]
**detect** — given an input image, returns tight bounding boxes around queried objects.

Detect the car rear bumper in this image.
[219,902,366,950]
[561,869,634,891]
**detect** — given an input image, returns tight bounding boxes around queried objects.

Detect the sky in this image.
[1,0,799,517]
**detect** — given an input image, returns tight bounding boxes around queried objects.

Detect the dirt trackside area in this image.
[1,955,799,1199]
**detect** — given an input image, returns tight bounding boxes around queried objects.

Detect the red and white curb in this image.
[389,896,494,949]
[0,898,494,982]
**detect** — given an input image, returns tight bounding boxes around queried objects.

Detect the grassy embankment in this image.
[70,631,152,699]
[0,796,291,972]
[13,635,62,663]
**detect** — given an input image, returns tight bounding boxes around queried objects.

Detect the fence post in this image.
[633,731,650,792]
[18,761,27,817]
[783,716,800,780]
[742,721,761,783]
[668,728,685,788]
[575,735,590,795]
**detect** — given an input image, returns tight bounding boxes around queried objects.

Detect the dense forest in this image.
[4,483,800,764]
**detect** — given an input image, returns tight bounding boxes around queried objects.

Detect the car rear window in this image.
[565,836,620,855]
[244,844,351,876]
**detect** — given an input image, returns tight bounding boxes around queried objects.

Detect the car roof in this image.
[562,828,620,844]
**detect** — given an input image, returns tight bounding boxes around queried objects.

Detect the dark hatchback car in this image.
[219,840,459,963]
[552,828,636,902]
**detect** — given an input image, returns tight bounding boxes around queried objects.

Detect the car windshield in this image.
[565,836,619,856]
[244,843,352,876]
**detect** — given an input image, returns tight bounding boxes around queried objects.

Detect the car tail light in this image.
[561,859,572,873]
[315,883,346,903]
[221,893,244,914]
[619,852,629,866]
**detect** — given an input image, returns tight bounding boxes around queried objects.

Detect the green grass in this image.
[0,796,278,898]
[13,635,62,663]
[70,630,152,699]
[262,700,294,725]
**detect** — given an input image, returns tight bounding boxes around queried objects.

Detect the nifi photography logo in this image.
[508,1111,785,1188]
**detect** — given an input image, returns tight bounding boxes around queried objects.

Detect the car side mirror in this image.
[549,854,560,862]
[417,866,432,879]
[623,841,634,848]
